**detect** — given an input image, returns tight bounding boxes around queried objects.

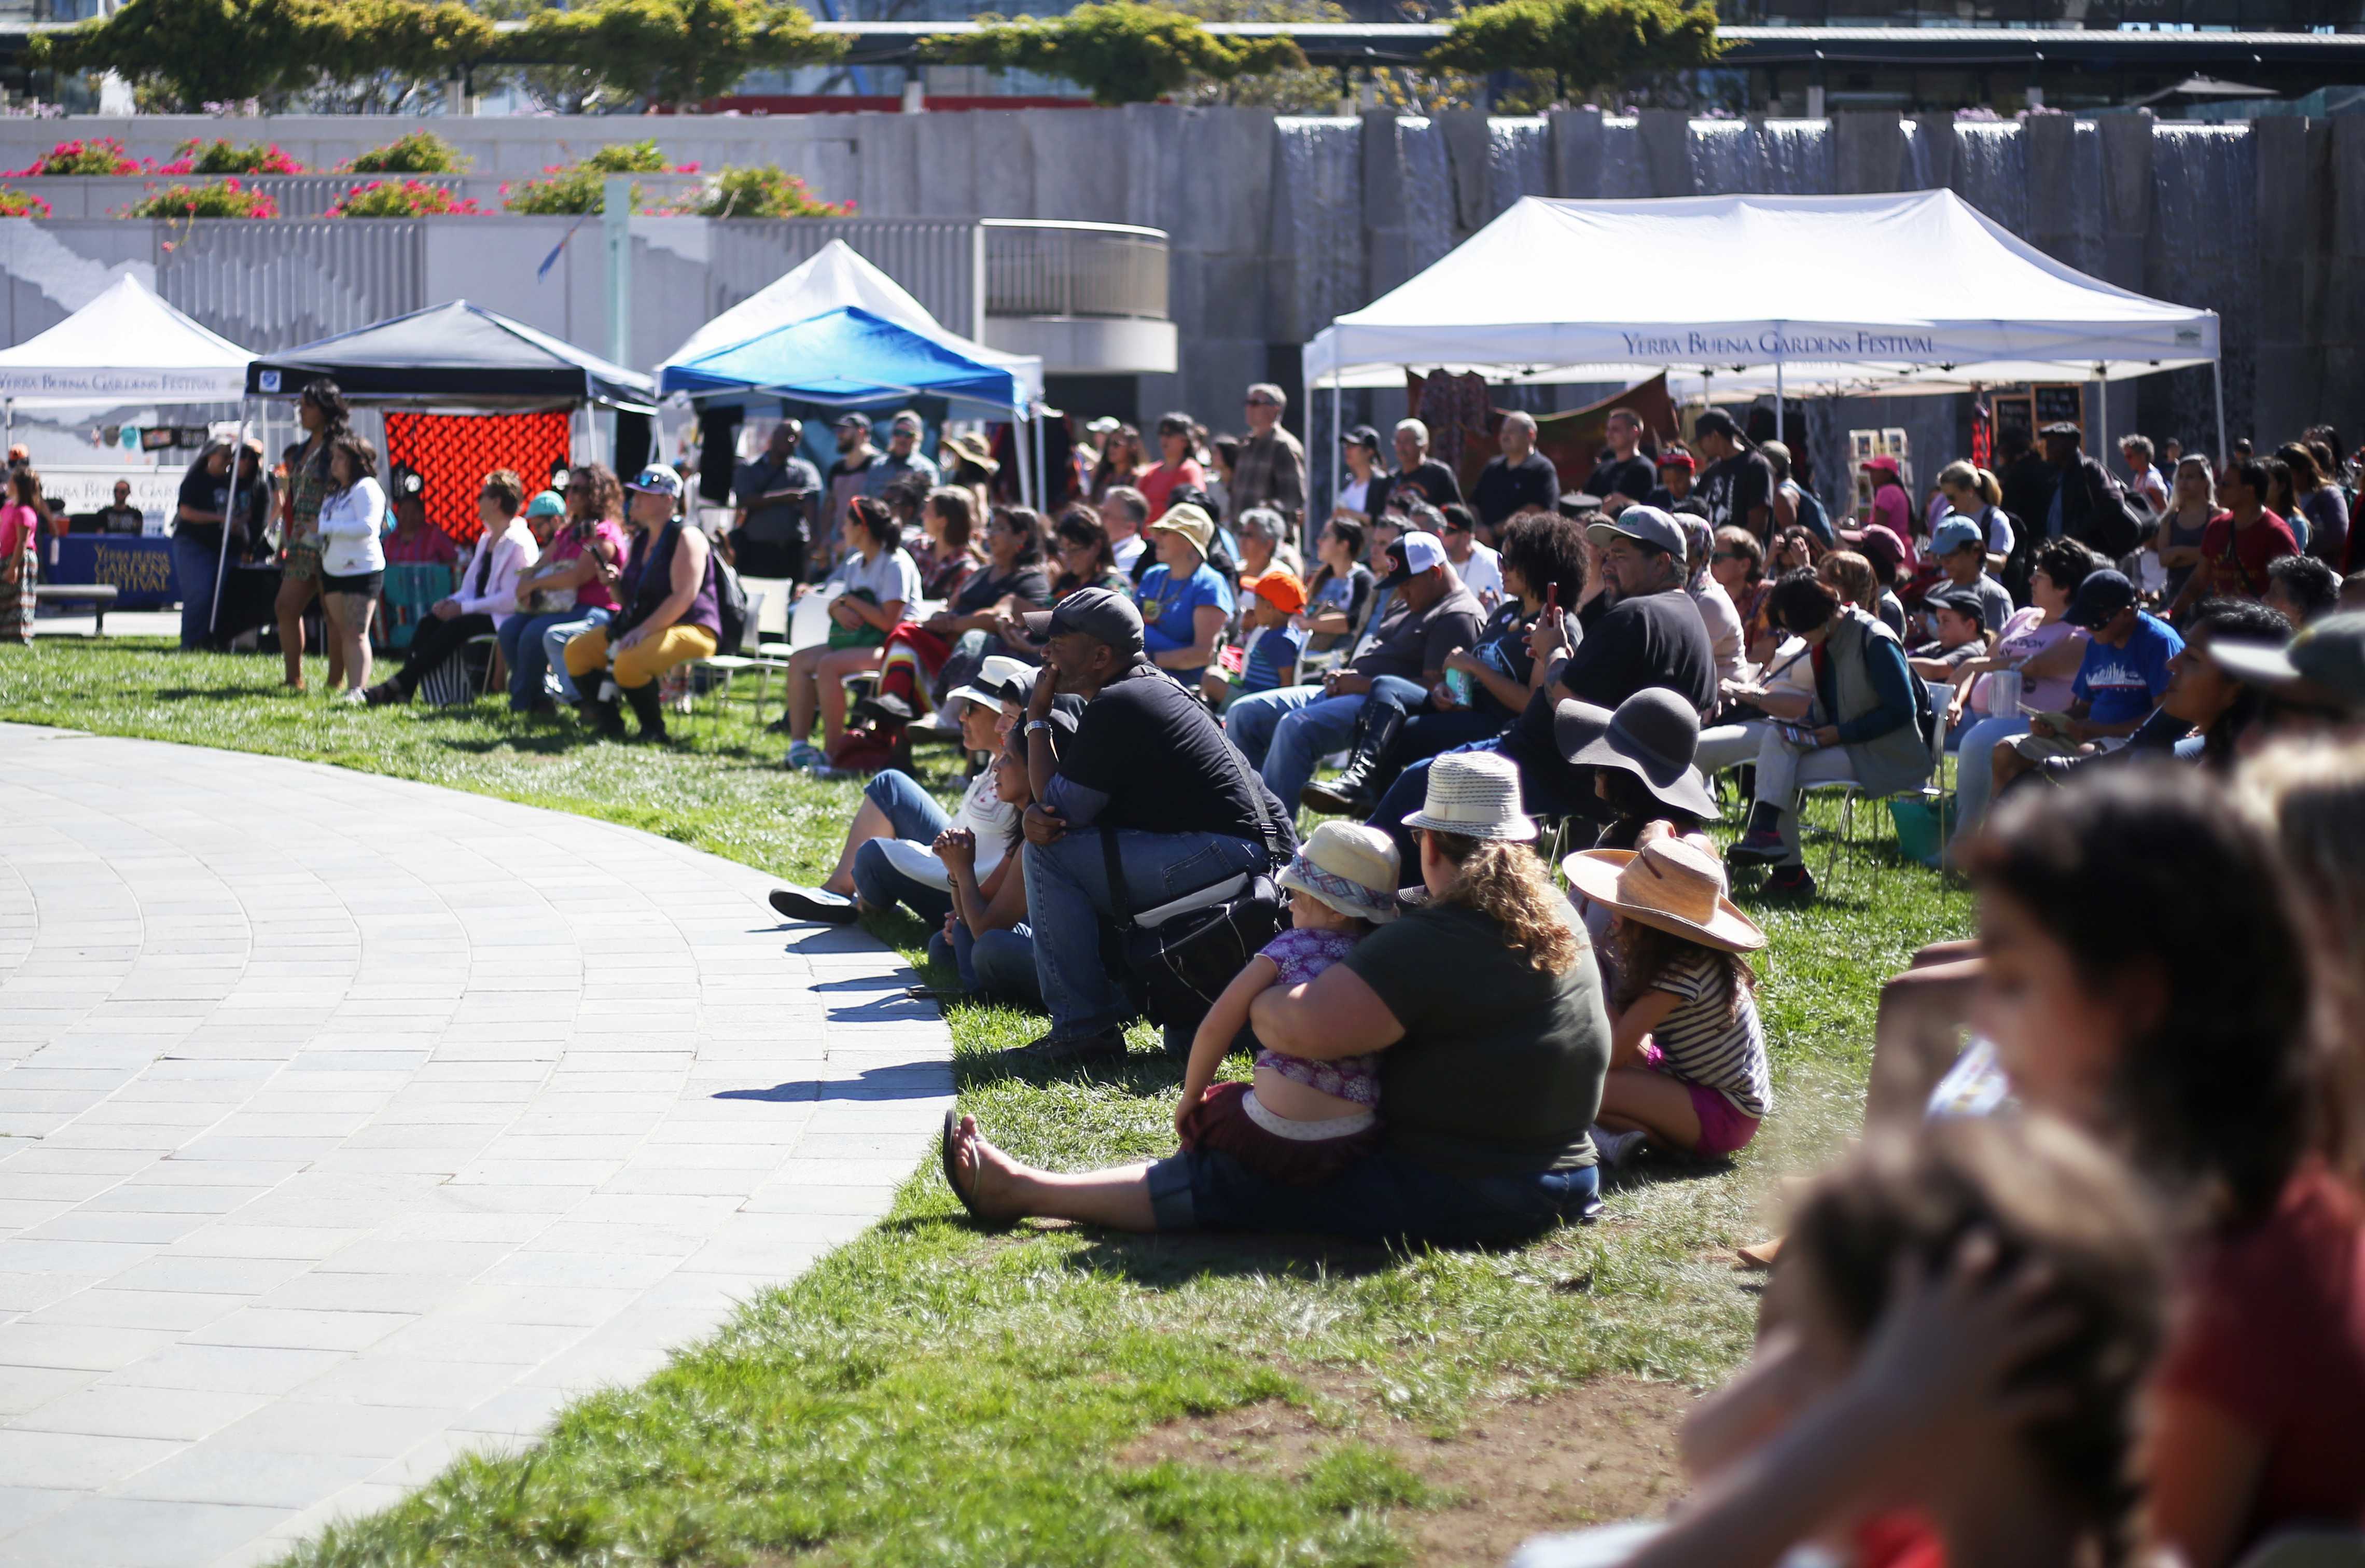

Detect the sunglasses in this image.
[1712,549,1750,562]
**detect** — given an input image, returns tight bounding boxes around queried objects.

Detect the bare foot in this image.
[952,1114,1028,1224]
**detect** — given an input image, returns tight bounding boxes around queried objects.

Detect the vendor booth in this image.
[0,275,258,610]
[658,241,1049,506]
[1301,190,2223,492]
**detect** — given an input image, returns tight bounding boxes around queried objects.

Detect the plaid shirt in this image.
[1229,427,1305,526]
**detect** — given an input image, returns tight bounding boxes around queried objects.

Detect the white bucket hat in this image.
[1276,821,1402,924]
[1403,751,1537,842]
[950,654,1036,712]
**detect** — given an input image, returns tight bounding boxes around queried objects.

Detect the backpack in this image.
[2072,464,2149,562]
[711,549,749,654]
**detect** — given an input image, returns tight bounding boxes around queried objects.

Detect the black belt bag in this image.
[1098,832,1286,1036]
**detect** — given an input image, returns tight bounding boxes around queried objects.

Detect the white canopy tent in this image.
[0,272,255,449]
[659,240,1053,506]
[1302,190,2223,486]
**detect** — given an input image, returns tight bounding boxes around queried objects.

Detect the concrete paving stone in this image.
[0,1323,182,1371]
[0,1486,82,1539]
[426,1284,645,1329]
[450,1381,577,1441]
[21,1290,248,1332]
[249,1274,460,1316]
[372,1316,587,1366]
[11,1385,272,1442]
[0,1365,100,1418]
[109,1444,386,1509]
[0,1427,185,1490]
[474,1250,681,1292]
[100,1344,348,1397]
[184,1309,416,1353]
[25,1212,214,1246]
[0,1238,162,1276]
[307,1238,513,1278]
[0,1496,294,1567]
[159,1227,368,1262]
[103,1256,313,1298]
[204,1399,464,1459]
[293,1355,524,1410]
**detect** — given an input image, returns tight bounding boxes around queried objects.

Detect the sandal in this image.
[939,1109,1007,1229]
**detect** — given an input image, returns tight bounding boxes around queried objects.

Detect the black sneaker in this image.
[769,886,858,925]
[1005,1027,1128,1066]
[1761,865,1818,900]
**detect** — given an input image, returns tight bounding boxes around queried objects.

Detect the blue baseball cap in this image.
[525,489,566,519]
[1931,514,1986,557]
[626,464,683,498]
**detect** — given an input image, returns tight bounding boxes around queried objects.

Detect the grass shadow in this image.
[1060,1227,1401,1287]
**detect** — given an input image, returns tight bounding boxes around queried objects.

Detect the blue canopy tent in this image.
[658,240,1049,506]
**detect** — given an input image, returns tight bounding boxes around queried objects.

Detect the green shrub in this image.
[690,164,853,218]
[1426,0,1724,100]
[346,130,470,174]
[921,1,1305,106]
[15,136,143,176]
[124,179,280,218]
[157,137,303,174]
[0,188,52,218]
[326,178,482,217]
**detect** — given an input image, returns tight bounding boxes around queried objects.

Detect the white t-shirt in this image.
[1337,475,1372,517]
[827,545,922,613]
[1111,532,1146,572]
[314,476,387,579]
[1454,540,1503,603]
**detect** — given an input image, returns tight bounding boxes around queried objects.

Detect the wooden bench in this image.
[32,583,120,636]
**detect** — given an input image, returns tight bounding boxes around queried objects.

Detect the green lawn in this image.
[0,637,1971,1567]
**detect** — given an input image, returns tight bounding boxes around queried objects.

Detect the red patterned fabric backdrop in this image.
[383,410,571,543]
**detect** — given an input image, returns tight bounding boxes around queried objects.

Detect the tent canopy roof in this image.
[0,273,253,406]
[246,300,656,411]
[1305,190,2219,398]
[658,239,1042,414]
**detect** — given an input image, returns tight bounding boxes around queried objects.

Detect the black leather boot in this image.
[1299,699,1406,817]
[621,680,670,744]
[577,695,626,739]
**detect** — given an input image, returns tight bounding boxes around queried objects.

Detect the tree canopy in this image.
[1426,0,1724,100]
[922,2,1305,107]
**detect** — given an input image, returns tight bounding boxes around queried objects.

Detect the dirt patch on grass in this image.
[1123,1374,1694,1565]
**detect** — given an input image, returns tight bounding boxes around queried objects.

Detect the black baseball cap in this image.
[1693,409,1746,445]
[1343,424,1382,451]
[2062,568,2138,629]
[1021,586,1146,658]
[2040,421,2084,443]
[1924,585,1988,627]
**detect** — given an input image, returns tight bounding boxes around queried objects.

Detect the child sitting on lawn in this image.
[1174,822,1400,1183]
[1563,836,1770,1165]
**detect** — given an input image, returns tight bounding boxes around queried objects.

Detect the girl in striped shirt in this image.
[1564,836,1771,1164]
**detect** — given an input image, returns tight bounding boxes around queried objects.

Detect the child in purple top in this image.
[1175,822,1402,1184]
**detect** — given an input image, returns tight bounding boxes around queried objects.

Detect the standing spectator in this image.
[823,414,880,550]
[1137,412,1204,521]
[1098,485,1150,575]
[1760,440,1831,547]
[2039,421,2132,553]
[1471,411,1559,532]
[1583,406,1658,509]
[560,465,719,743]
[311,434,386,703]
[1087,422,1144,505]
[1996,425,2055,594]
[273,380,348,689]
[1133,502,1234,688]
[95,479,143,535]
[1301,516,1374,657]
[778,495,920,770]
[1849,454,1917,559]
[937,430,997,519]
[1936,460,2014,576]
[1691,410,1774,541]
[1333,425,1383,523]
[1229,531,1482,814]
[2279,441,2349,568]
[2264,553,2341,629]
[2155,453,2217,611]
[2170,456,2299,615]
[1371,419,1463,520]
[1011,588,1293,1063]
[864,410,940,501]
[1647,446,1696,511]
[2163,434,2184,470]
[730,419,820,582]
[365,470,538,707]
[505,479,628,715]
[0,469,37,647]
[1228,383,1305,529]
[1439,503,1501,603]
[2120,433,2169,515]
[1725,570,1930,899]
[172,443,254,653]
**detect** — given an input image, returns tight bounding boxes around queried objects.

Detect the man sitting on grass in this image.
[1011,588,1296,1065]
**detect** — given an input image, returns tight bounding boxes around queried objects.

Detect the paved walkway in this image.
[0,725,954,1567]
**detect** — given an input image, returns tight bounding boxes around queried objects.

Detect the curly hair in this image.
[1426,831,1579,974]
[2031,537,2101,599]
[568,464,624,526]
[1610,916,1757,1024]
[1497,510,1588,608]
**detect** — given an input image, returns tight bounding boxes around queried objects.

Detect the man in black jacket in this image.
[2040,421,2136,559]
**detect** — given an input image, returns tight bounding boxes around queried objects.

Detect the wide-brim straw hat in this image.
[1276,821,1401,924]
[1562,841,1766,952]
[1404,751,1538,842]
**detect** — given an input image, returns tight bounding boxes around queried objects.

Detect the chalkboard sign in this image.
[2033,384,2085,433]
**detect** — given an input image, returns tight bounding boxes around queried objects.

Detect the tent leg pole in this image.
[1033,406,1047,510]
[2211,359,2227,469]
[2093,376,2107,463]
[1774,358,1785,448]
[1328,368,1341,553]
[1017,412,1034,511]
[210,400,245,640]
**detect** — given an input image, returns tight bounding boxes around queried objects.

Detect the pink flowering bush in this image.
[325,179,482,218]
[17,136,143,176]
[124,179,280,219]
[154,138,304,176]
[0,188,52,218]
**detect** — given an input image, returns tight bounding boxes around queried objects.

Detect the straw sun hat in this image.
[1403,751,1537,842]
[1562,838,1766,953]
[1276,822,1401,924]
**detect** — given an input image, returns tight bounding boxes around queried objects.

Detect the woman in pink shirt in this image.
[1136,412,1205,521]
[504,465,628,712]
[0,468,38,646]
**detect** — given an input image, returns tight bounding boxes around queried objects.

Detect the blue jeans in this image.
[850,770,956,924]
[927,922,1041,1005]
[1945,712,2030,859]
[537,606,614,702]
[1023,826,1268,1038]
[499,610,568,709]
[1147,1145,1601,1247]
[1227,683,1382,808]
[173,532,221,651]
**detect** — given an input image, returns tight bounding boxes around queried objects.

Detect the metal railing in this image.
[982,219,1169,322]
